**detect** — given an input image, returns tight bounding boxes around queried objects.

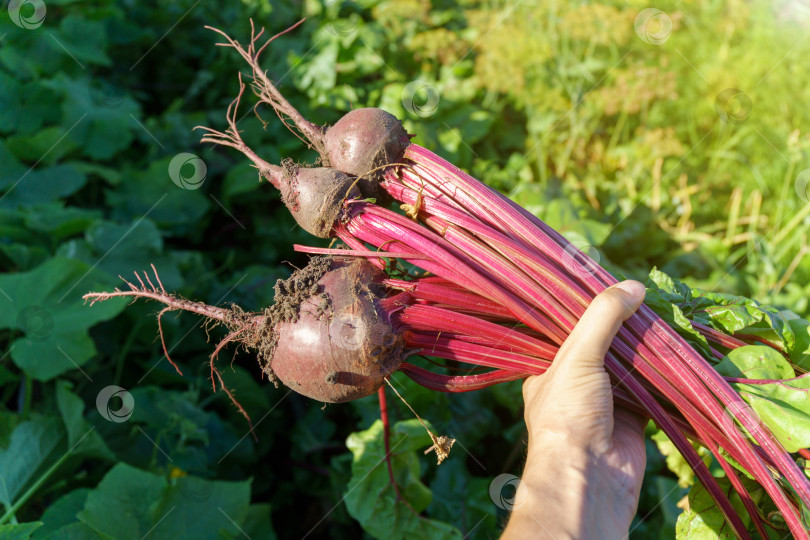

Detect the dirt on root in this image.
[216,257,335,386]
[280,158,300,212]
[272,256,332,323]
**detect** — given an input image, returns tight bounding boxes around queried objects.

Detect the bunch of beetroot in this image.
[83,21,810,538]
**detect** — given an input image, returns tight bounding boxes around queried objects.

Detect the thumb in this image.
[553,280,646,375]
[521,280,647,450]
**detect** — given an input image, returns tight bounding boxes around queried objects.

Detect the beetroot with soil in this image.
[84,258,403,404]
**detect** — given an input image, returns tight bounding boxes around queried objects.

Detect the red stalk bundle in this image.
[314,145,808,538]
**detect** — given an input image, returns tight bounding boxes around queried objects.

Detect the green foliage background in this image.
[0,0,809,538]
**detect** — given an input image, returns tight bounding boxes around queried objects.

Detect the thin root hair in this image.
[203,19,325,155]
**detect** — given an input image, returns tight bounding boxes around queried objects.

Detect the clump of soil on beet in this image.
[245,255,334,377]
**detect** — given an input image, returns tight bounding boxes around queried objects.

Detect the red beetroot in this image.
[323,108,410,198]
[83,258,404,404]
[196,76,359,239]
[278,166,359,239]
[267,257,404,402]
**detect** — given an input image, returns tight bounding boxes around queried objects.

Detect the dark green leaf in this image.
[106,159,210,235]
[55,382,115,460]
[76,464,165,539]
[33,489,91,539]
[120,387,249,473]
[344,419,462,540]
[0,257,127,380]
[0,73,22,134]
[241,504,278,540]
[0,76,58,135]
[55,16,111,67]
[0,523,43,540]
[43,522,106,540]
[0,415,64,509]
[0,243,50,271]
[0,148,88,208]
[22,204,102,240]
[41,76,139,161]
[222,162,261,203]
[77,464,251,540]
[428,459,498,539]
[56,218,183,290]
[6,127,80,165]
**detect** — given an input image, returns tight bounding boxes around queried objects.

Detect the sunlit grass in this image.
[453,0,810,311]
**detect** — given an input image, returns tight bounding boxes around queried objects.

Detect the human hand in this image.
[501,281,648,540]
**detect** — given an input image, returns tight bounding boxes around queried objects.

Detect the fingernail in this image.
[614,280,646,299]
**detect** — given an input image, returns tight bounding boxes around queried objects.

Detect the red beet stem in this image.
[394,304,557,360]
[399,363,526,391]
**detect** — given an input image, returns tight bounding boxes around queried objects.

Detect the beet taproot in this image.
[263,257,404,402]
[278,166,359,238]
[83,257,404,404]
[323,108,410,198]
